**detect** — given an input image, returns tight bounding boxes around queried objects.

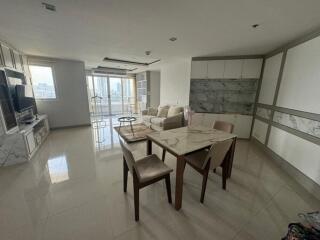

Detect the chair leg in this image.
[222,162,227,190]
[133,177,139,221]
[123,156,128,193]
[165,175,172,203]
[162,149,166,162]
[200,168,209,203]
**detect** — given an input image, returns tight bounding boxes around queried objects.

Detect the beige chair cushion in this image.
[150,117,165,127]
[167,106,183,117]
[157,105,170,117]
[135,154,173,183]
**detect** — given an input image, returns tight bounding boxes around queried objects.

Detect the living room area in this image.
[1,1,320,240]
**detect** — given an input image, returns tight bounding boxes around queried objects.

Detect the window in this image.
[29,65,57,99]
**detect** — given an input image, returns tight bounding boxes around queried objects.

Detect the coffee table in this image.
[118,116,136,133]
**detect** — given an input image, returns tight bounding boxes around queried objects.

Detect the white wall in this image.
[29,57,91,128]
[149,71,160,108]
[160,58,191,106]
[277,36,320,114]
[268,126,320,185]
[258,53,283,105]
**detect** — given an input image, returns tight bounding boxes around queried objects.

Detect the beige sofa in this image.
[141,105,185,131]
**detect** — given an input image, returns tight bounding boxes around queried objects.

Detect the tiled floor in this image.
[0,118,319,240]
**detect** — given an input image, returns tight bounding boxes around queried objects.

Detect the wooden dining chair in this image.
[119,138,173,221]
[183,139,233,203]
[212,120,234,133]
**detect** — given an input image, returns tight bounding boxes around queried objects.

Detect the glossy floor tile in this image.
[0,117,319,240]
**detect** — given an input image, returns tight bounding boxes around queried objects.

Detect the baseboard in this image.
[50,123,91,130]
[251,137,320,201]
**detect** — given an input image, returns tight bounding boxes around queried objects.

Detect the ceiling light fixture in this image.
[97,66,138,72]
[145,50,151,56]
[103,57,160,66]
[169,37,177,42]
[42,2,56,12]
[252,24,259,28]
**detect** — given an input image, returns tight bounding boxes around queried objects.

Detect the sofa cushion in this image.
[167,106,183,117]
[147,107,158,116]
[157,105,170,117]
[150,117,165,127]
[142,115,154,123]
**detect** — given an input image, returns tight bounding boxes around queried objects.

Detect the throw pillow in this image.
[157,105,170,117]
[147,107,158,116]
[167,106,183,117]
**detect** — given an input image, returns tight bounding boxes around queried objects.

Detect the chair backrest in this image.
[202,139,233,170]
[213,121,234,133]
[119,138,136,174]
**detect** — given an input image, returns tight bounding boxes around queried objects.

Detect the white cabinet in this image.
[207,60,224,79]
[1,44,14,68]
[191,61,207,79]
[12,50,23,72]
[191,58,263,80]
[234,115,253,139]
[242,59,263,78]
[26,131,36,154]
[223,60,243,79]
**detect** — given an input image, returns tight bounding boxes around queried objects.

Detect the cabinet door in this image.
[191,61,207,79]
[26,131,36,154]
[1,44,14,68]
[223,60,243,79]
[242,59,263,79]
[234,115,253,139]
[13,51,23,72]
[207,60,224,79]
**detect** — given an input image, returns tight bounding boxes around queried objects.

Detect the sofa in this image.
[141,105,185,131]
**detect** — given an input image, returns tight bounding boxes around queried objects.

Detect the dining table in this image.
[146,126,237,210]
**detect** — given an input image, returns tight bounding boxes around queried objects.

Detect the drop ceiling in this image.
[0,0,320,72]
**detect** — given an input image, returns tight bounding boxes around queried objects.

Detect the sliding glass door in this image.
[86,75,135,117]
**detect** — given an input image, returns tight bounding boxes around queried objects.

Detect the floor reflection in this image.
[91,115,139,152]
[47,155,69,184]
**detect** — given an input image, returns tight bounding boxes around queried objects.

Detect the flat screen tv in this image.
[14,85,37,113]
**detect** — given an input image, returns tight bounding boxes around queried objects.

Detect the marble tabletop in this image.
[147,126,237,156]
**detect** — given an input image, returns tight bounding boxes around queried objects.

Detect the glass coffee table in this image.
[118,116,137,134]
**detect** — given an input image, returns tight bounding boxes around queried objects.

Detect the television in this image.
[14,85,37,113]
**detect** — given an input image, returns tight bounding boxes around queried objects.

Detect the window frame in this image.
[29,62,58,101]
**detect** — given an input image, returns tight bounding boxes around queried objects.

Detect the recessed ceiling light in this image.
[42,2,56,12]
[169,37,177,42]
[145,50,151,56]
[252,24,259,28]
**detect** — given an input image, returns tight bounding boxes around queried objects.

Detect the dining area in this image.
[119,121,236,220]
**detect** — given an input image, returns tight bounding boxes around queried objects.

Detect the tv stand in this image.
[0,115,50,166]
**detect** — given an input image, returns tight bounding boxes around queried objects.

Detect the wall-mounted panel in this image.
[189,79,258,114]
[258,53,283,105]
[242,59,263,79]
[224,60,242,79]
[207,60,224,79]
[252,119,268,144]
[273,111,320,139]
[191,61,207,79]
[256,107,272,120]
[277,36,320,114]
[268,126,320,185]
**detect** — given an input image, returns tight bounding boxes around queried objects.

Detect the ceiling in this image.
[1,0,320,72]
